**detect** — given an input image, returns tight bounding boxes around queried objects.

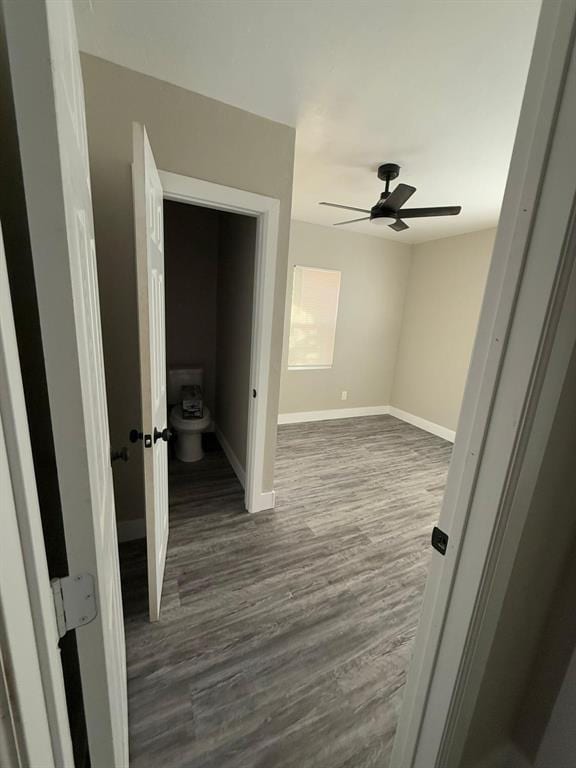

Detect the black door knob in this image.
[130,429,152,447]
[111,447,130,463]
[154,427,172,443]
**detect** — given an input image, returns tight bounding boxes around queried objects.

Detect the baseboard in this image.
[215,426,274,512]
[277,404,455,442]
[252,490,276,513]
[214,425,246,488]
[278,405,390,424]
[389,406,456,442]
[117,518,146,543]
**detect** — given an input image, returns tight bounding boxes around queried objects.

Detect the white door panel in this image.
[133,123,169,622]
[3,0,128,764]
[0,222,73,767]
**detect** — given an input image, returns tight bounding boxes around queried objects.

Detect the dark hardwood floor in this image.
[119,415,452,768]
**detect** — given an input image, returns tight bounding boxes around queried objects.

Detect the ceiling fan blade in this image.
[319,202,371,214]
[333,216,371,226]
[389,219,409,232]
[399,206,462,218]
[378,183,416,211]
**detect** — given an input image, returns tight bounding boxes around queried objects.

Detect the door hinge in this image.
[51,573,98,639]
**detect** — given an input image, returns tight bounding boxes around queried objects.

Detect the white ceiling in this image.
[74,0,540,243]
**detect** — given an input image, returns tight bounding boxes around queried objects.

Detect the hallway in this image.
[119,416,452,768]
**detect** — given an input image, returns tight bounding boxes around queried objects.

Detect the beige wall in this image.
[216,213,257,469]
[164,202,219,411]
[390,229,495,431]
[81,54,295,522]
[279,220,412,414]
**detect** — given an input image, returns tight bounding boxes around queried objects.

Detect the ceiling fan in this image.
[319,163,462,232]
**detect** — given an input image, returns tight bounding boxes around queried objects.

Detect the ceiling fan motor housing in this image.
[377,163,401,182]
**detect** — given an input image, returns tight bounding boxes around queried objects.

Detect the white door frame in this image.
[159,170,280,514]
[391,2,576,766]
[4,0,129,763]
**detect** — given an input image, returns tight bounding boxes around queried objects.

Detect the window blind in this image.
[288,266,341,369]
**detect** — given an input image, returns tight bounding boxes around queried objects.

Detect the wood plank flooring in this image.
[119,416,452,768]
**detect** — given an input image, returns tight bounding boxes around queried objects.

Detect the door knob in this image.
[130,429,152,447]
[111,447,130,463]
[154,427,172,443]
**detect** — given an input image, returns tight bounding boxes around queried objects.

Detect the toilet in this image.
[168,367,211,462]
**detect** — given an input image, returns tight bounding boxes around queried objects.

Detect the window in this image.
[288,266,341,369]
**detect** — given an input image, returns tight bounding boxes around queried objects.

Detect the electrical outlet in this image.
[341,390,348,401]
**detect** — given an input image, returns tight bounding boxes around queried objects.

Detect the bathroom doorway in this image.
[132,134,280,620]
[164,200,256,504]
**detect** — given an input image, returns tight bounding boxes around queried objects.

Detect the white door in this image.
[0,364,56,768]
[3,1,128,765]
[132,123,169,622]
[0,223,73,768]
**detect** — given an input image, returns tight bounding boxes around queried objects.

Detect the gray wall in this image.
[279,220,412,414]
[164,201,219,411]
[533,631,576,768]
[216,213,257,469]
[516,532,576,766]
[81,54,295,522]
[391,228,495,431]
[462,341,576,766]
